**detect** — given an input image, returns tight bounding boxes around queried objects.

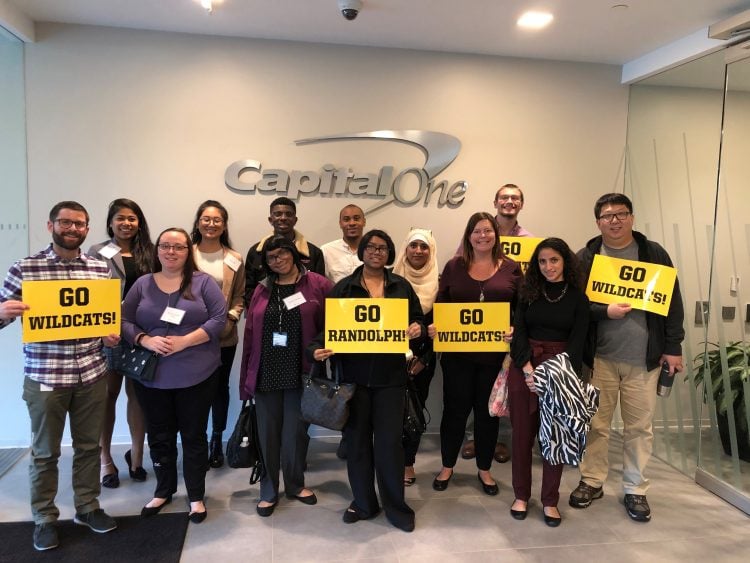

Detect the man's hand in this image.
[660,354,683,375]
[0,299,29,321]
[607,303,632,319]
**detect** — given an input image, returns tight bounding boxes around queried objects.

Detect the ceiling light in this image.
[517,11,554,30]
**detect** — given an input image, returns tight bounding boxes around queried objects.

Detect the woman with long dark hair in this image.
[312,229,425,532]
[88,198,154,488]
[429,212,522,495]
[240,236,332,517]
[122,227,226,524]
[191,200,245,468]
[508,237,589,527]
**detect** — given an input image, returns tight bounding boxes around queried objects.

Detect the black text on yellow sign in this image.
[325,298,409,353]
[433,302,510,352]
[499,236,543,274]
[21,279,121,343]
[585,255,677,317]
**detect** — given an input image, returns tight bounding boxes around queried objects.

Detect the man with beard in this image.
[0,201,119,551]
[461,184,534,465]
[321,204,366,283]
[244,197,325,304]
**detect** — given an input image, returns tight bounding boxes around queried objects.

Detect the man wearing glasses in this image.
[244,196,325,305]
[0,201,119,550]
[569,193,684,522]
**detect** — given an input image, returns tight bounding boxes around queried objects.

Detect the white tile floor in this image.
[1,434,749,561]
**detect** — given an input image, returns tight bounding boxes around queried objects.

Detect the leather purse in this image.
[300,361,356,431]
[403,376,429,444]
[226,400,264,484]
[118,345,159,382]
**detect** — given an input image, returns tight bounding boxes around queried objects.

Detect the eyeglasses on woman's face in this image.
[157,243,189,253]
[265,249,292,264]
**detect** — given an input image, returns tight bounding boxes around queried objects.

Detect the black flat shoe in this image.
[342,503,380,524]
[432,470,453,491]
[189,510,207,524]
[256,502,277,517]
[510,508,528,520]
[101,463,119,489]
[404,477,416,486]
[543,508,562,527]
[141,496,172,518]
[477,472,499,496]
[125,450,147,482]
[286,492,317,505]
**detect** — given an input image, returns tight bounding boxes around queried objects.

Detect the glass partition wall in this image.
[625,45,750,514]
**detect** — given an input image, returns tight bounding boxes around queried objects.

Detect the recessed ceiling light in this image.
[517,11,554,30]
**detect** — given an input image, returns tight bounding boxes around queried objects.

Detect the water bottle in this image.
[656,361,673,397]
[240,437,249,448]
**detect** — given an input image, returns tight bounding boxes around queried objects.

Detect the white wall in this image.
[0,23,629,446]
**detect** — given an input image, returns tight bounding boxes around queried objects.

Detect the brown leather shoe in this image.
[460,440,476,460]
[494,443,510,463]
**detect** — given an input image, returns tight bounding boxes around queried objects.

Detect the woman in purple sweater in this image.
[239,236,333,517]
[122,228,226,524]
[429,212,522,495]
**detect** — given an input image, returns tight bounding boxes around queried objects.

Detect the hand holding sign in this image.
[0,299,30,321]
[607,303,632,319]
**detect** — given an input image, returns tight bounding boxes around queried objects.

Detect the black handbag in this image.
[226,400,264,484]
[403,376,429,445]
[300,361,356,431]
[118,346,159,382]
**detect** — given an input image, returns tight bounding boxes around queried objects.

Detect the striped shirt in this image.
[0,244,111,388]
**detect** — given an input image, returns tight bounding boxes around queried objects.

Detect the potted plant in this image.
[691,341,750,462]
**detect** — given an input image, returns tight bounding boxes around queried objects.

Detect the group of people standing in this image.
[0,181,684,550]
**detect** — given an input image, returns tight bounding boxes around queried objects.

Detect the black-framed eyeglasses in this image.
[54,219,88,230]
[199,217,224,225]
[598,211,631,223]
[266,250,292,264]
[157,243,189,252]
[365,244,388,255]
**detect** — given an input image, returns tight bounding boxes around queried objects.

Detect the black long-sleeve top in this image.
[510,281,590,375]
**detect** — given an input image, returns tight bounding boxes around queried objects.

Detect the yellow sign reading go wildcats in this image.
[22,279,121,343]
[586,255,677,317]
[433,302,510,352]
[325,298,409,353]
[499,237,543,273]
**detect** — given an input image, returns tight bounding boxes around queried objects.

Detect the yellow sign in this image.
[433,302,510,352]
[22,279,121,343]
[586,255,677,317]
[499,236,543,273]
[325,298,409,353]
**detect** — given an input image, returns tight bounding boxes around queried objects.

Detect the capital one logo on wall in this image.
[224,130,468,214]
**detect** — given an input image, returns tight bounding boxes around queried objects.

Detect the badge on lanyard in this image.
[272,332,288,347]
[161,306,185,325]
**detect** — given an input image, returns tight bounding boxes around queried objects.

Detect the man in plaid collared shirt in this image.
[0,201,120,551]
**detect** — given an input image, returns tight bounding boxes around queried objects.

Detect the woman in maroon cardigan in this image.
[429,212,522,495]
[239,236,333,518]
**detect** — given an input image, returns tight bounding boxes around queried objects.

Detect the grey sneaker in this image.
[624,494,651,522]
[33,523,59,551]
[569,480,603,508]
[74,508,117,533]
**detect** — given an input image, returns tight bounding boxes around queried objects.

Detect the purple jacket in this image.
[240,269,333,399]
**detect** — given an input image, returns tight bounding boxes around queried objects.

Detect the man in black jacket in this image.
[569,193,684,523]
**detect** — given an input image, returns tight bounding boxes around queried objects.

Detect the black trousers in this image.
[403,355,436,466]
[134,374,217,502]
[346,384,414,527]
[439,355,500,471]
[254,387,309,503]
[210,345,237,436]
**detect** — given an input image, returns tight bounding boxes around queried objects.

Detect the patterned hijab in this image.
[393,228,439,314]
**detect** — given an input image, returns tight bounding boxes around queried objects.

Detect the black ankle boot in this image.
[209,433,224,468]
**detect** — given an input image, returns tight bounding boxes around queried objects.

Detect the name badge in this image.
[224,254,241,271]
[98,242,121,259]
[161,306,186,325]
[283,292,306,310]
[273,332,288,347]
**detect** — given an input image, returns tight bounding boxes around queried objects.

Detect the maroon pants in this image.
[508,339,565,507]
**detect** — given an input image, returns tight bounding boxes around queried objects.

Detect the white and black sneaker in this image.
[624,494,651,522]
[33,523,59,551]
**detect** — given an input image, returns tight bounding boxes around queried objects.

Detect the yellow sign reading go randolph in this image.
[22,279,121,343]
[499,236,543,273]
[433,302,510,352]
[585,255,677,317]
[325,298,409,353]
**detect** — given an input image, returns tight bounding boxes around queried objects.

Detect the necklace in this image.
[542,283,568,303]
[478,280,485,302]
[361,273,384,297]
